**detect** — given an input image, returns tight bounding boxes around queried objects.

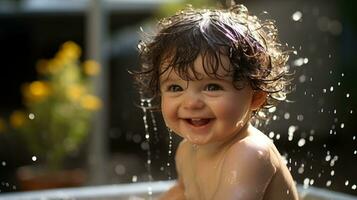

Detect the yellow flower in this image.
[0,117,7,133]
[47,58,64,74]
[67,84,85,102]
[10,111,27,128]
[80,95,102,111]
[22,81,51,103]
[58,41,82,61]
[83,60,100,76]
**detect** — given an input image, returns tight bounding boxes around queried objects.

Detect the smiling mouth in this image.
[185,118,212,127]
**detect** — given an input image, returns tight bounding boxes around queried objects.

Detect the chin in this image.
[185,135,211,146]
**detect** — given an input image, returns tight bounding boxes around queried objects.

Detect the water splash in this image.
[167,129,173,180]
[31,156,37,162]
[292,11,303,22]
[140,98,154,199]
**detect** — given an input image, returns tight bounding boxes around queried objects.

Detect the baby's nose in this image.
[182,92,205,110]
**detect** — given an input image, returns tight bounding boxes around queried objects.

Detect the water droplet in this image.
[326,180,332,187]
[353,150,356,155]
[115,164,126,175]
[132,175,138,182]
[303,58,309,64]
[284,112,290,119]
[328,54,332,58]
[147,159,151,164]
[340,123,345,129]
[293,58,308,66]
[292,11,303,21]
[299,75,306,83]
[269,131,275,138]
[345,180,349,186]
[346,93,350,98]
[330,170,335,176]
[310,179,315,185]
[141,142,149,150]
[341,73,345,77]
[32,156,37,162]
[1,161,6,166]
[325,155,331,161]
[268,107,276,113]
[132,134,142,143]
[330,86,334,92]
[323,89,327,93]
[303,178,310,189]
[338,82,341,86]
[309,135,314,141]
[297,114,304,121]
[350,110,353,114]
[28,113,35,120]
[298,165,304,174]
[288,126,297,141]
[275,134,281,140]
[352,185,357,190]
[297,138,306,147]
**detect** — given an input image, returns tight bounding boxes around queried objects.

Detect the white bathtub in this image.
[0,180,356,200]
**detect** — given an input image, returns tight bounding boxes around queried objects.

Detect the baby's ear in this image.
[251,90,267,111]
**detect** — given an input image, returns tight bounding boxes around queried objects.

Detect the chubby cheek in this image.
[215,98,251,126]
[161,97,177,129]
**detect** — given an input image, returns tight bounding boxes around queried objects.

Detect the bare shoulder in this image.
[221,127,278,178]
[233,127,299,200]
[226,127,278,167]
[213,127,279,199]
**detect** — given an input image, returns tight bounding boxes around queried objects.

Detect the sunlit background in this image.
[0,0,356,197]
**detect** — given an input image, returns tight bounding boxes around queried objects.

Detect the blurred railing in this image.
[0,180,356,200]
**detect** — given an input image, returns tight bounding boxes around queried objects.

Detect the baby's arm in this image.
[158,140,187,200]
[213,139,276,200]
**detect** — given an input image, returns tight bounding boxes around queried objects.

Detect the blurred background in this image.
[0,0,356,197]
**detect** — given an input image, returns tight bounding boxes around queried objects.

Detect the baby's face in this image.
[159,55,255,146]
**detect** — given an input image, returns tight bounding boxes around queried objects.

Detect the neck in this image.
[193,122,252,157]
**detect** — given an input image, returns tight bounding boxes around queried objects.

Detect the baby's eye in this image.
[167,84,183,92]
[205,83,223,91]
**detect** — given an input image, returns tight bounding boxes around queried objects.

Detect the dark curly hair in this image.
[132,4,291,114]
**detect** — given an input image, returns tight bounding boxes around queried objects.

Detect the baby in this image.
[133,3,299,200]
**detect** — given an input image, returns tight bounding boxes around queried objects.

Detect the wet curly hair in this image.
[132,4,291,113]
